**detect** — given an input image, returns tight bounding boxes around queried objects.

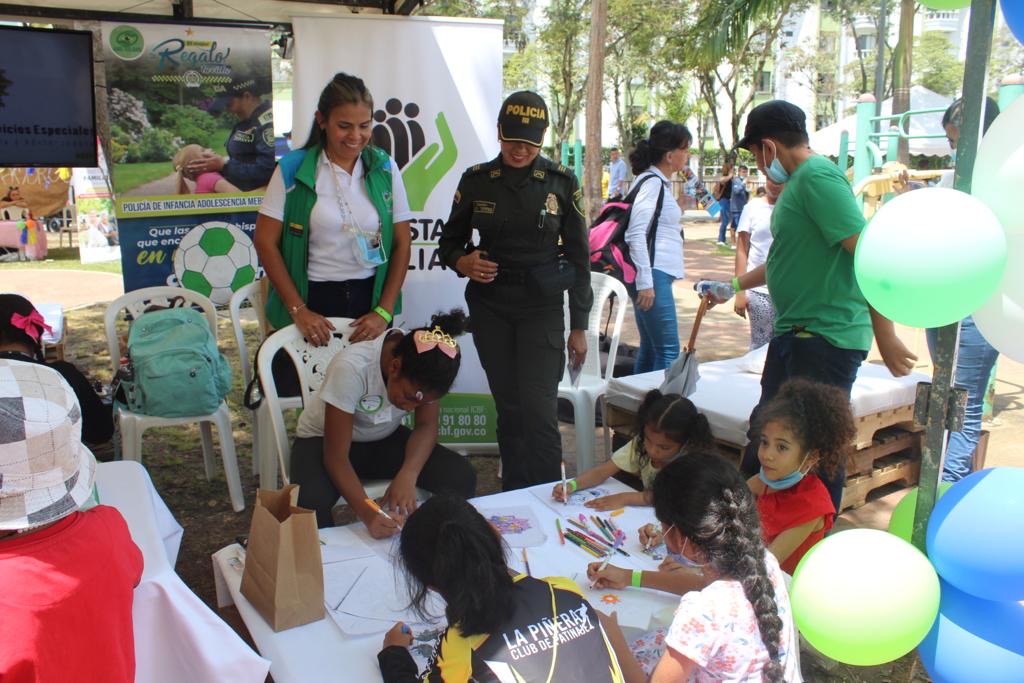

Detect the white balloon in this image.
[974,234,1024,362]
[973,96,1024,236]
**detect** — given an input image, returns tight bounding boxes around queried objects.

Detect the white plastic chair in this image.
[104,286,244,512]
[228,281,268,476]
[254,320,404,501]
[560,272,629,472]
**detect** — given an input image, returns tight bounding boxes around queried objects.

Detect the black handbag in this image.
[525,257,576,296]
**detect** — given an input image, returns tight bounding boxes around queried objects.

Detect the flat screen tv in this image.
[0,26,97,167]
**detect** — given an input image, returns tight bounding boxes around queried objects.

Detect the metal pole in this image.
[910,0,997,553]
[874,0,888,129]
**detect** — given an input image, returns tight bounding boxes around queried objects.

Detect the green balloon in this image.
[855,188,1007,328]
[887,483,953,543]
[791,529,940,666]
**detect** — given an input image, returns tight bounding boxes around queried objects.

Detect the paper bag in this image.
[240,485,325,631]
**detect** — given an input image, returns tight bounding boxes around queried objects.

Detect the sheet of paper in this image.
[477,505,547,547]
[318,526,377,564]
[572,572,678,631]
[527,480,639,517]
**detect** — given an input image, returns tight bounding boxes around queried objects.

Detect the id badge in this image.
[352,229,386,267]
[373,406,393,424]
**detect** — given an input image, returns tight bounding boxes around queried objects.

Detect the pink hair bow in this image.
[11,310,53,343]
[413,326,458,359]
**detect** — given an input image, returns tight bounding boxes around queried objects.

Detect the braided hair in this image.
[632,390,715,468]
[653,453,785,682]
[754,378,856,479]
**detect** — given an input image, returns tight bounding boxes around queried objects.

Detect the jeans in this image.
[717,197,731,242]
[740,332,867,513]
[627,268,680,374]
[926,316,999,482]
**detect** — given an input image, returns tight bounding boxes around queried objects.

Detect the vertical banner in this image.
[101,22,272,302]
[292,15,503,445]
[73,140,121,264]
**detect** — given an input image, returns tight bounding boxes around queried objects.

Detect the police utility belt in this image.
[490,256,575,295]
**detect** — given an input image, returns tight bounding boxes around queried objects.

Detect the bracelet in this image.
[631,570,643,588]
[373,306,393,324]
[289,302,307,316]
[567,479,578,494]
[731,276,743,293]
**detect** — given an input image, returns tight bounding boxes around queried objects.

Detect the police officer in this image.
[188,75,276,191]
[439,91,593,491]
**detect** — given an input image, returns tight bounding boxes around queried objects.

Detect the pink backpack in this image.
[588,174,665,284]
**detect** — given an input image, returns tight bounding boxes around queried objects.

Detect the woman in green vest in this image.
[254,72,412,346]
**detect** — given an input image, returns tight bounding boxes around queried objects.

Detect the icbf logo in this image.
[372,97,457,212]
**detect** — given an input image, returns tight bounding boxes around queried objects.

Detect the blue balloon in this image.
[918,579,1024,683]
[1004,0,1024,45]
[927,468,1024,601]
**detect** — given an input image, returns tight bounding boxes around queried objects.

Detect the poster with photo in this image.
[73,141,120,264]
[101,21,272,295]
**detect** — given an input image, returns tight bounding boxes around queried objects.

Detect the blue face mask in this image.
[665,526,705,569]
[763,140,790,184]
[758,454,812,491]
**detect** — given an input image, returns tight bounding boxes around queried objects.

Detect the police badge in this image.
[545,193,560,215]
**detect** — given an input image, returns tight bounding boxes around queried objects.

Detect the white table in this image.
[212,481,678,683]
[96,461,270,683]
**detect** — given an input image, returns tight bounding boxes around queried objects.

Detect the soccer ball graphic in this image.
[173,221,257,306]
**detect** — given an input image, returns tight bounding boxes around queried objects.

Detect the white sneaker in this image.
[716,241,726,246]
[729,244,736,250]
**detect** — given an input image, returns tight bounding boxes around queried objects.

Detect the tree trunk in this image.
[892,0,915,163]
[584,0,608,222]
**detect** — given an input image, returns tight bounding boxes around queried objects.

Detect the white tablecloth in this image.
[606,346,929,446]
[212,481,677,683]
[96,461,270,683]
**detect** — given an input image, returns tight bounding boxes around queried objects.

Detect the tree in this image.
[989,22,1024,88]
[914,32,964,97]
[536,0,590,150]
[583,0,607,221]
[784,38,840,127]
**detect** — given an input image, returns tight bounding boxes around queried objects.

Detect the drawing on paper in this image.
[488,513,534,535]
[601,594,622,605]
[642,544,666,561]
[566,487,612,506]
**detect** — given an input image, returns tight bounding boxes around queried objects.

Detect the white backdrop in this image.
[292,15,503,444]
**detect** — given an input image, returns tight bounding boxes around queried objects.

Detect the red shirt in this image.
[0,506,143,682]
[757,474,834,574]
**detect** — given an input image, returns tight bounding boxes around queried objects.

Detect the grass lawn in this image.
[112,161,173,195]
[1,238,122,274]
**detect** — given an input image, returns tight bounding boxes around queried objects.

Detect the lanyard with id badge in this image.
[330,163,387,268]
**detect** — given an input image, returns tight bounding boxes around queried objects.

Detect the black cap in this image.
[735,100,807,150]
[497,91,549,147]
[209,74,267,115]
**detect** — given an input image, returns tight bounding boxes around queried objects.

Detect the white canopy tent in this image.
[810,86,955,158]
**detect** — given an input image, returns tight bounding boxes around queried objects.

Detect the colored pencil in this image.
[564,533,602,558]
[567,518,588,532]
[592,516,615,543]
[560,461,568,505]
[565,529,604,553]
[573,528,631,557]
[522,548,532,576]
[610,508,625,517]
[364,498,403,530]
[556,518,565,545]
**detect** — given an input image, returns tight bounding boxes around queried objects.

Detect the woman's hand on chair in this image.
[293,307,335,347]
[567,329,587,370]
[349,311,388,343]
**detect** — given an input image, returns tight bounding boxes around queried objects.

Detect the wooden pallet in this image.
[840,453,921,511]
[845,426,921,478]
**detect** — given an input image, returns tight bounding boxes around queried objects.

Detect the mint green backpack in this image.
[120,307,232,417]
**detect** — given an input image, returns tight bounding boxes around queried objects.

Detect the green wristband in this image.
[731,276,743,293]
[567,479,578,494]
[373,306,393,324]
[631,570,643,588]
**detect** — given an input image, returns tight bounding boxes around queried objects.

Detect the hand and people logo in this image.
[109,25,145,60]
[371,98,457,211]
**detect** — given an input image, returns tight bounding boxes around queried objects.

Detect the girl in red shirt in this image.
[749,377,856,574]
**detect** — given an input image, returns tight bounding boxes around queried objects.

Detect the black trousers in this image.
[272,276,377,396]
[466,281,565,491]
[739,332,867,514]
[291,426,477,528]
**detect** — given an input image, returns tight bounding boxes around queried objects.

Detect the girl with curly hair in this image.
[552,390,714,511]
[749,377,855,574]
[599,453,800,682]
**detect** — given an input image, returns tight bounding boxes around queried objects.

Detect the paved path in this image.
[5,269,124,309]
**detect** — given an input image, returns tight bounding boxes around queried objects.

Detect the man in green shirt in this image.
[702,100,916,512]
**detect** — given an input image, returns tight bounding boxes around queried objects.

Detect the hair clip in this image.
[413,326,458,359]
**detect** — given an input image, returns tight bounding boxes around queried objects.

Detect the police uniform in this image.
[223,99,276,191]
[439,92,592,491]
